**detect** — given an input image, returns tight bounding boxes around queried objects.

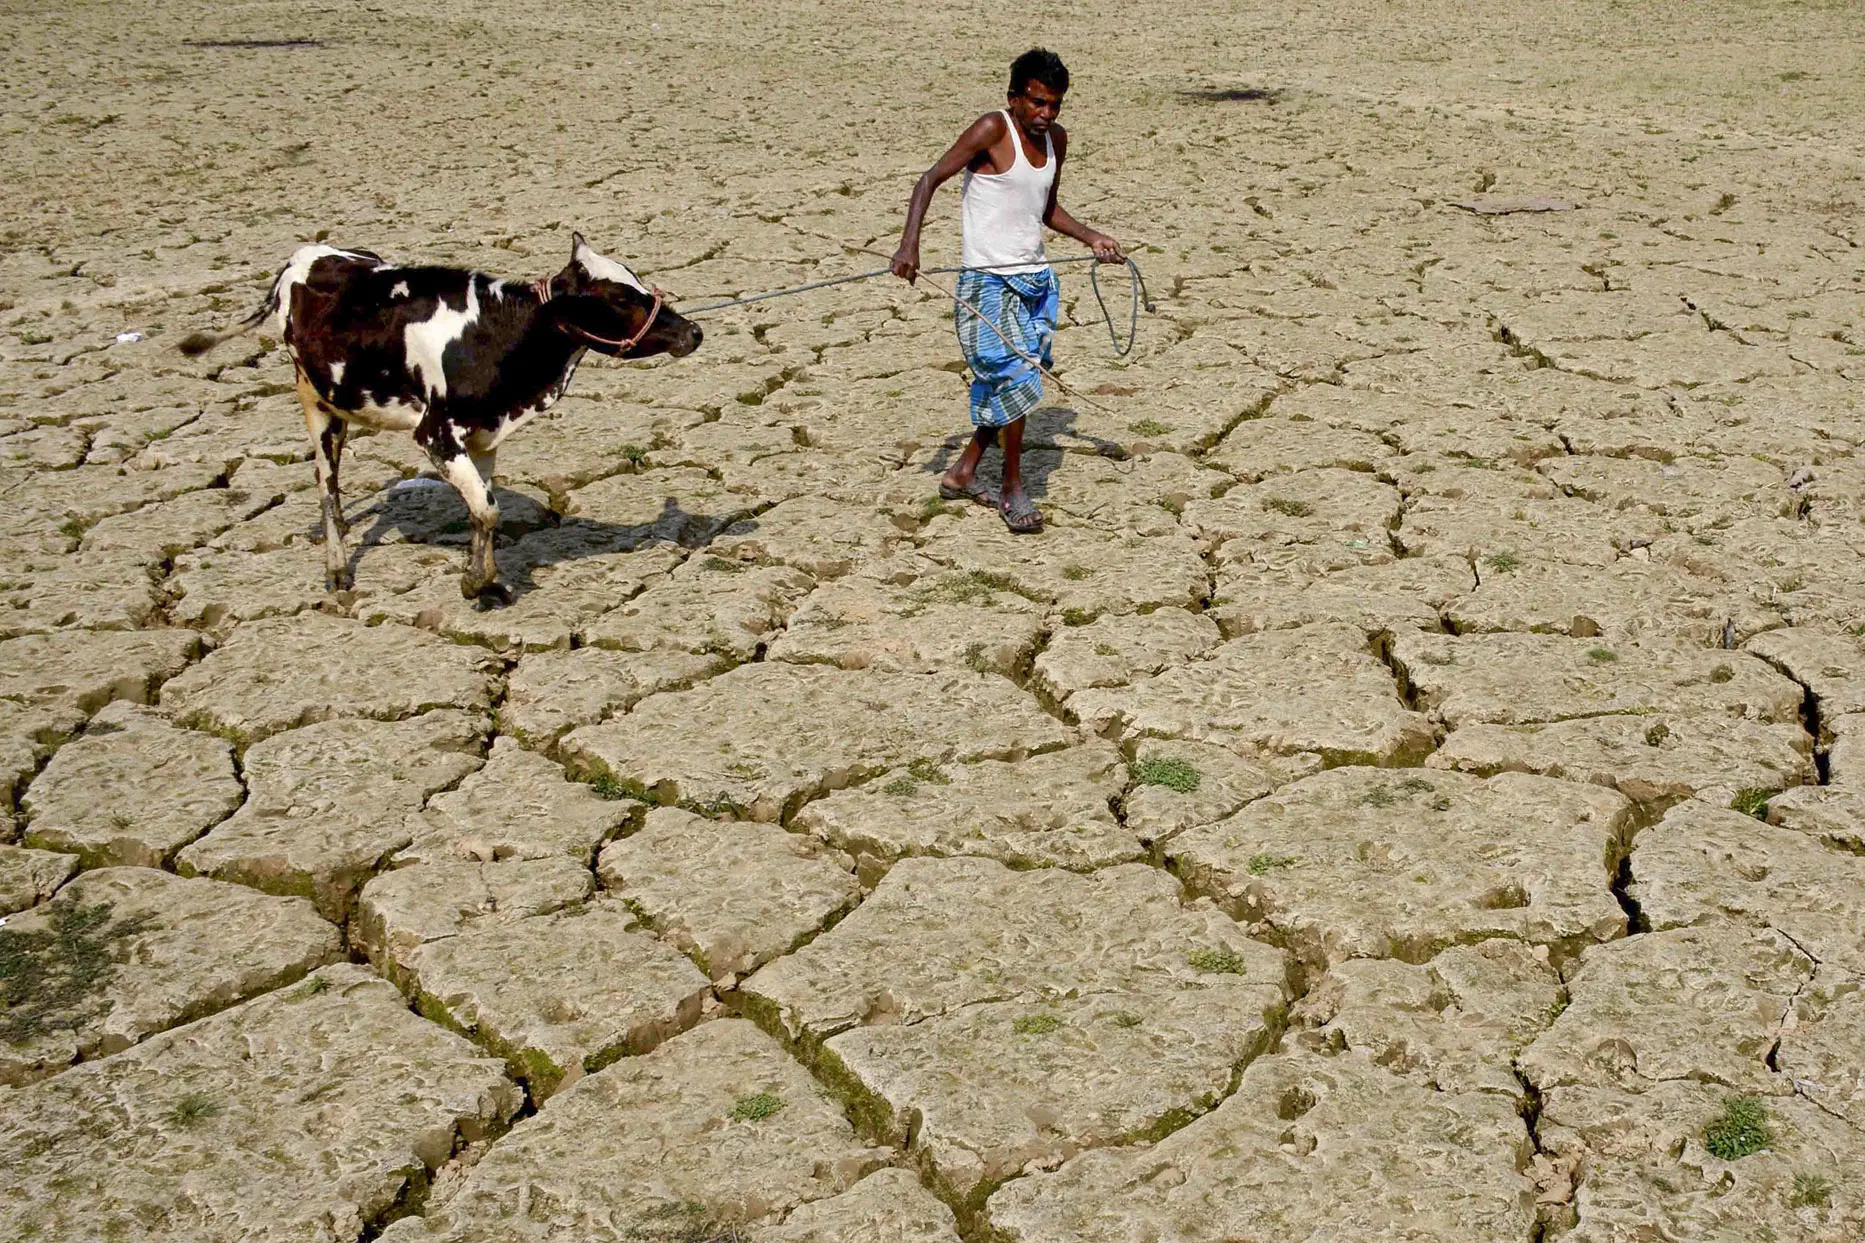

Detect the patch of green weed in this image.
[1135,756,1201,793]
[1012,1014,1062,1035]
[1483,550,1521,574]
[1128,418,1172,437]
[1587,648,1618,664]
[1731,787,1776,820]
[1790,1172,1833,1208]
[1247,853,1295,876]
[166,1092,221,1129]
[917,496,962,521]
[1705,1096,1772,1160]
[1187,948,1251,975]
[587,773,633,801]
[1263,497,1312,517]
[729,1092,785,1122]
[0,901,156,1045]
[906,758,950,785]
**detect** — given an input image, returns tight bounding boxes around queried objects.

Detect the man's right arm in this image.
[891,113,1004,283]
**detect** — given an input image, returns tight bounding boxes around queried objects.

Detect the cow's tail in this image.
[177,269,287,356]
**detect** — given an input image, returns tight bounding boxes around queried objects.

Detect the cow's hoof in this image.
[325,569,354,593]
[464,579,513,609]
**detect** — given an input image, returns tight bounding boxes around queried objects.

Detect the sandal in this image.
[999,494,1044,534]
[939,480,997,507]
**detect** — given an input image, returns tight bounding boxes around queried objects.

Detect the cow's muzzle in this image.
[668,321,702,358]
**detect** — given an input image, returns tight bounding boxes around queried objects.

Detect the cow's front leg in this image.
[416,415,508,606]
[297,372,352,592]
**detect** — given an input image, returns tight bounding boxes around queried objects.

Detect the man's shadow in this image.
[919,404,1128,503]
[337,486,752,604]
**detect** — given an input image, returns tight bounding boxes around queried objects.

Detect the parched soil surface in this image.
[4,1,1865,1239]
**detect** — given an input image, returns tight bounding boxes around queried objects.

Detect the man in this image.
[890,48,1123,534]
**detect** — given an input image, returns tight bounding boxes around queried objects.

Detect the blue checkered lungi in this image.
[954,267,1059,428]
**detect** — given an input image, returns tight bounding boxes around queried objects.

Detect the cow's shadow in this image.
[339,485,752,606]
[918,404,1128,504]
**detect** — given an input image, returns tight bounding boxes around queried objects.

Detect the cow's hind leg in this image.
[469,447,500,593]
[297,372,352,591]
[417,417,508,605]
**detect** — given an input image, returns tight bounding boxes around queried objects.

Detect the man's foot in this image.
[999,490,1044,534]
[939,477,998,506]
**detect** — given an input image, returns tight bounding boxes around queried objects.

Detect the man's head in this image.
[1007,48,1068,137]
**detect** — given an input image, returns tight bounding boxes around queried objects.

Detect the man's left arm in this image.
[1042,128,1123,262]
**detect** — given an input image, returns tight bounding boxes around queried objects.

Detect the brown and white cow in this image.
[180,235,702,603]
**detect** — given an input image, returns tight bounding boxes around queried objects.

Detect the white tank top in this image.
[960,110,1056,275]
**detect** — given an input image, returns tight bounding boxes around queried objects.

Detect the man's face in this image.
[1008,81,1064,137]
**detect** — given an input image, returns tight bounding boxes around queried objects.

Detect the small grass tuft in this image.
[1092,642,1120,657]
[729,1092,785,1122]
[1128,418,1172,437]
[1247,852,1295,876]
[1587,648,1619,664]
[1731,787,1776,820]
[701,555,744,573]
[881,776,919,798]
[1705,1095,1772,1160]
[1790,1172,1833,1208]
[1361,785,1397,808]
[1012,1014,1062,1035]
[912,570,1016,607]
[587,773,632,801]
[167,1092,222,1129]
[917,496,963,521]
[1109,1010,1144,1028]
[1263,497,1312,517]
[1134,756,1201,793]
[1061,564,1092,581]
[1060,607,1094,627]
[1187,948,1252,975]
[1398,776,1435,794]
[1483,550,1521,574]
[619,444,650,465]
[906,758,951,786]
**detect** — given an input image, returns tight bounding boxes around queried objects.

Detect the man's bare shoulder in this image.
[965,110,1009,141]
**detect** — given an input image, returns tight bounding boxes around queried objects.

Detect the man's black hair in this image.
[1009,48,1069,97]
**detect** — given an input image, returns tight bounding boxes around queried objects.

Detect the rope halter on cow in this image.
[529,276,669,356]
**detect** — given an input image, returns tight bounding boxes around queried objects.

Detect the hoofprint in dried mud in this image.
[5,1,1865,1241]
[181,235,703,602]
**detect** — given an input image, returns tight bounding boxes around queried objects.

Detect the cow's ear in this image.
[571,232,588,259]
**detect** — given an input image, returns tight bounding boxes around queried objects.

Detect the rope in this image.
[677,253,1155,357]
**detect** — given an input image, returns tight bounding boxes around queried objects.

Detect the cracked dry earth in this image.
[5,1,1865,1241]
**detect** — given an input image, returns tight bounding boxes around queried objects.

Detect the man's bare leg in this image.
[939,425,998,496]
[998,416,1043,533]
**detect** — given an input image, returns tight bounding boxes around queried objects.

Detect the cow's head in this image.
[553,234,701,359]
